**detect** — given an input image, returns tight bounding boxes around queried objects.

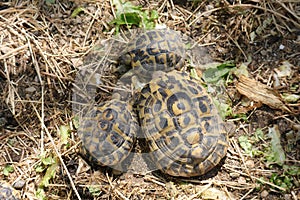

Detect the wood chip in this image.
[236,75,291,113]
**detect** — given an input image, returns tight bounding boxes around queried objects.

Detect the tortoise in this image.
[78,98,138,171]
[0,182,20,200]
[118,29,186,84]
[136,70,228,177]
[78,28,227,177]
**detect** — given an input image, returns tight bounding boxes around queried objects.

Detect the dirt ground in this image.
[0,0,299,200]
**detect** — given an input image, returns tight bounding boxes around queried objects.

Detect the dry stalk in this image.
[31,103,82,200]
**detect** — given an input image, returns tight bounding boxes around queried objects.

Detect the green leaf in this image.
[212,98,232,119]
[256,177,265,190]
[7,138,15,146]
[114,1,141,17]
[283,176,292,188]
[73,116,80,129]
[270,173,293,190]
[266,126,286,165]
[112,0,142,26]
[238,136,253,155]
[283,165,300,176]
[36,187,47,200]
[122,13,141,25]
[275,61,293,78]
[42,156,56,166]
[231,113,248,121]
[45,0,55,5]
[253,128,265,142]
[111,0,157,32]
[282,93,300,103]
[35,165,45,173]
[140,12,154,29]
[88,186,102,196]
[150,10,158,20]
[59,125,70,145]
[233,61,250,77]
[40,160,59,187]
[190,68,201,80]
[202,62,235,83]
[3,165,14,176]
[71,7,85,18]
[271,174,282,185]
[250,31,256,42]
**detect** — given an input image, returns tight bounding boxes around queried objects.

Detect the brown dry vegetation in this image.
[0,0,299,200]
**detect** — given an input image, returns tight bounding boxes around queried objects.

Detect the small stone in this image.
[261,190,269,198]
[238,176,246,184]
[139,188,146,193]
[279,44,285,50]
[25,86,36,93]
[245,160,255,168]
[166,182,178,198]
[284,194,292,200]
[13,180,26,189]
[260,50,267,56]
[229,172,240,179]
[201,187,227,200]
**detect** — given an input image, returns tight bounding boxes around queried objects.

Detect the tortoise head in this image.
[115,53,132,74]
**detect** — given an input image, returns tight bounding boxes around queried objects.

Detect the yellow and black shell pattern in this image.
[136,70,228,177]
[119,29,186,82]
[78,99,138,168]
[0,182,20,200]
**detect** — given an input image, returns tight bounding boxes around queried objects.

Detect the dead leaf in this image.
[236,75,291,113]
[274,61,293,77]
[201,187,229,200]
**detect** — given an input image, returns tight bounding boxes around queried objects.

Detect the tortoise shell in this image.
[136,70,228,177]
[0,182,20,200]
[118,29,186,83]
[78,99,138,169]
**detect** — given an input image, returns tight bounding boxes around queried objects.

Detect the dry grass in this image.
[0,0,299,199]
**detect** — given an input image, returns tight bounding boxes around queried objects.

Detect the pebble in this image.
[260,190,269,198]
[13,180,26,189]
[25,86,36,93]
[283,194,291,200]
[237,176,246,184]
[229,172,240,179]
[245,160,255,168]
[260,50,267,56]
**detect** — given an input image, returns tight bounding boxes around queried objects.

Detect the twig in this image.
[224,164,286,191]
